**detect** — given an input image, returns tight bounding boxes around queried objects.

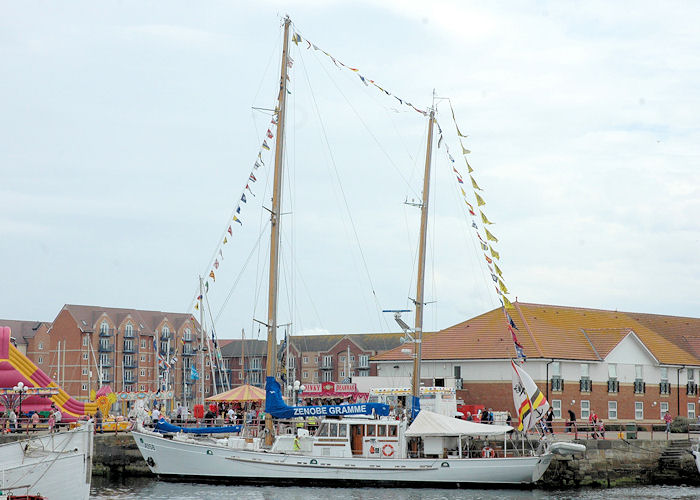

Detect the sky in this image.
[1,1,699,344]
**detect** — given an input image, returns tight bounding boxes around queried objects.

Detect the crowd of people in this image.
[0,404,63,433]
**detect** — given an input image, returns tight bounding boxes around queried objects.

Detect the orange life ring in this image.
[382,444,394,457]
[481,446,494,458]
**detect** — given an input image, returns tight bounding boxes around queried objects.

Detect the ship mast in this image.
[264,16,292,446]
[411,108,435,417]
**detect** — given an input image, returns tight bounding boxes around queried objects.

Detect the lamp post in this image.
[13,382,27,431]
[293,380,306,406]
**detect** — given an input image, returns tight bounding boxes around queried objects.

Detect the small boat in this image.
[0,422,93,500]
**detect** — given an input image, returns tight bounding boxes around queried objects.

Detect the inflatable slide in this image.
[0,326,96,421]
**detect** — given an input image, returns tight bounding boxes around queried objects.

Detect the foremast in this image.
[410,109,435,419]
[265,16,292,446]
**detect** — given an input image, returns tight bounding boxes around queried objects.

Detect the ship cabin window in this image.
[366,424,376,437]
[378,425,387,437]
[339,424,347,438]
[317,423,330,437]
[388,425,397,437]
[329,422,338,437]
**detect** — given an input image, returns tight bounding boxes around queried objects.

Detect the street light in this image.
[293,380,306,406]
[13,382,27,431]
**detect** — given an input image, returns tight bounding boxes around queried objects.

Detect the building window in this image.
[580,364,591,391]
[608,401,618,420]
[100,322,108,334]
[82,368,88,375]
[125,324,134,337]
[140,369,146,377]
[81,383,88,391]
[303,371,308,379]
[37,356,43,364]
[689,403,696,419]
[322,371,333,382]
[83,336,89,347]
[607,364,619,393]
[82,352,88,360]
[140,354,145,362]
[660,367,669,382]
[314,356,319,363]
[340,355,345,362]
[323,355,333,368]
[124,339,134,351]
[340,370,345,378]
[38,342,44,350]
[635,401,644,420]
[239,372,244,380]
[350,355,355,362]
[660,401,669,419]
[184,328,191,341]
[141,339,147,349]
[162,326,170,338]
[206,373,210,380]
[251,358,261,369]
[303,356,308,364]
[552,399,561,419]
[139,385,145,391]
[313,372,319,381]
[359,355,369,368]
[581,400,590,420]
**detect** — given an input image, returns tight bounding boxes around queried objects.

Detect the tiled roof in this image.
[0,319,50,344]
[60,304,198,333]
[289,333,404,354]
[374,302,700,365]
[219,339,267,357]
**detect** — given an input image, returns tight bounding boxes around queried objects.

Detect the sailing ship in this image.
[132,16,583,486]
[0,422,93,500]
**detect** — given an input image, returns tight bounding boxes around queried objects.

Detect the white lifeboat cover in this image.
[405,410,513,437]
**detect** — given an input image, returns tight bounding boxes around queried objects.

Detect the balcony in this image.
[99,359,112,368]
[101,375,113,383]
[607,378,619,393]
[99,328,114,338]
[123,329,135,338]
[358,360,370,369]
[98,343,114,353]
[634,379,646,394]
[688,383,698,396]
[550,377,564,392]
[660,381,671,395]
[123,361,137,369]
[579,377,592,392]
[123,345,136,354]
[320,362,334,370]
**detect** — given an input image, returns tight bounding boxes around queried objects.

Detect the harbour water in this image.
[90,478,700,500]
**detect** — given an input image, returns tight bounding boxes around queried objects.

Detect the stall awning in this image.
[406,410,513,437]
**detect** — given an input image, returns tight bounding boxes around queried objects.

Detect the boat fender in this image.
[382,444,394,457]
[481,446,494,458]
[146,457,155,467]
[369,445,376,454]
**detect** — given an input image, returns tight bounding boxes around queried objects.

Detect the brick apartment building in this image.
[374,302,700,422]
[3,305,216,405]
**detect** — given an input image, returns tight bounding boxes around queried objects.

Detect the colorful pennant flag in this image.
[485,228,498,242]
[209,271,216,282]
[481,211,494,225]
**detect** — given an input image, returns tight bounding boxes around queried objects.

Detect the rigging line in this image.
[297,49,388,333]
[280,229,326,333]
[307,46,420,201]
[213,222,270,325]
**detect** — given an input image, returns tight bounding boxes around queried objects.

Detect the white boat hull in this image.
[0,425,93,500]
[133,430,552,486]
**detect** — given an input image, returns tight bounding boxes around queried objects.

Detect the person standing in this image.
[567,408,576,433]
[664,411,673,437]
[48,411,56,433]
[31,411,40,431]
[8,409,17,432]
[53,408,62,432]
[94,408,103,434]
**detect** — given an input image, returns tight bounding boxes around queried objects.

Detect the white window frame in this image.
[340,355,346,362]
[580,363,589,378]
[689,403,696,419]
[303,371,309,379]
[581,400,590,419]
[660,367,668,382]
[82,352,88,360]
[37,356,43,364]
[82,368,88,376]
[608,364,617,379]
[552,399,561,419]
[83,336,89,347]
[689,368,696,382]
[140,369,146,377]
[100,321,108,334]
[81,383,88,391]
[141,339,147,349]
[660,401,669,419]
[38,342,44,350]
[551,361,561,377]
[303,356,308,364]
[635,401,644,420]
[139,384,145,391]
[322,371,333,382]
[340,370,345,378]
[608,401,618,420]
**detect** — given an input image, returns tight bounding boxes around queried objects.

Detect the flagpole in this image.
[199,276,206,407]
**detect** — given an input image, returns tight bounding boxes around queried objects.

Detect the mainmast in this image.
[265,16,292,446]
[411,109,436,417]
[199,276,206,407]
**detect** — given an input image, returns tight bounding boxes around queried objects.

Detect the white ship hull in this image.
[0,424,93,500]
[133,429,552,486]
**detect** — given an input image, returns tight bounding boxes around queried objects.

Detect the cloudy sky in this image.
[2,1,698,344]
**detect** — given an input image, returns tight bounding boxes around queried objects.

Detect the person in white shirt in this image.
[227,407,235,423]
[151,407,161,423]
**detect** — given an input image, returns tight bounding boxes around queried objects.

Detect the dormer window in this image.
[100,322,109,334]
